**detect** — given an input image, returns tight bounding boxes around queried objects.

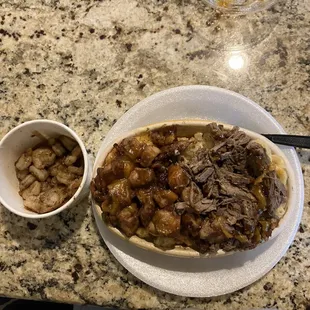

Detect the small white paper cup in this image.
[0,120,92,218]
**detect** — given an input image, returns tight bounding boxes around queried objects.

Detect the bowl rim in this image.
[92,119,296,258]
[0,119,89,219]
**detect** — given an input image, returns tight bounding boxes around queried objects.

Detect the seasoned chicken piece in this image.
[100,196,112,212]
[111,160,135,179]
[152,162,169,188]
[108,179,133,207]
[140,145,161,167]
[153,189,178,208]
[21,181,41,199]
[168,164,190,192]
[136,188,153,205]
[19,174,36,190]
[136,188,156,227]
[156,140,190,161]
[96,159,134,188]
[104,214,118,226]
[92,172,107,195]
[32,147,56,169]
[175,233,195,248]
[16,169,29,181]
[15,149,32,171]
[96,165,116,186]
[128,168,155,188]
[104,147,119,165]
[29,165,49,181]
[150,126,176,146]
[139,203,156,227]
[117,137,144,160]
[68,166,84,176]
[151,210,181,236]
[90,180,105,203]
[59,135,77,151]
[136,132,153,144]
[117,204,139,237]
[122,161,136,178]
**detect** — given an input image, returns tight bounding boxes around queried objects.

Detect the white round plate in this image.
[93,85,304,297]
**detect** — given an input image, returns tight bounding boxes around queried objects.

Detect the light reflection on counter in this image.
[228,52,247,70]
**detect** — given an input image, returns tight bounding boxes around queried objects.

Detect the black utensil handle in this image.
[263,134,310,149]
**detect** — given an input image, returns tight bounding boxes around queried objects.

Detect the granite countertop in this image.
[0,0,309,308]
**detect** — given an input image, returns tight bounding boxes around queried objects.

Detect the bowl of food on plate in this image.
[0,120,92,219]
[91,119,293,257]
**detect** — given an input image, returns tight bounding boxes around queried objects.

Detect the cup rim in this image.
[203,0,278,14]
[0,119,89,218]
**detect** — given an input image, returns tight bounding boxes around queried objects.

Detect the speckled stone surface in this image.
[0,0,309,309]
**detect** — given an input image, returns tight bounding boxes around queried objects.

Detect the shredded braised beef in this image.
[91,123,288,254]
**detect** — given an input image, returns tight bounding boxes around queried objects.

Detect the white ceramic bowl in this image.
[92,119,295,257]
[0,120,92,218]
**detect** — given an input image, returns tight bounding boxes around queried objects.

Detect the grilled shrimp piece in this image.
[64,145,82,166]
[15,149,32,171]
[29,165,49,181]
[21,181,41,200]
[55,170,76,185]
[40,187,68,209]
[24,187,67,214]
[48,138,67,157]
[19,174,36,190]
[68,177,82,196]
[32,147,56,169]
[16,169,29,181]
[68,166,84,176]
[24,196,45,213]
[59,135,77,151]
